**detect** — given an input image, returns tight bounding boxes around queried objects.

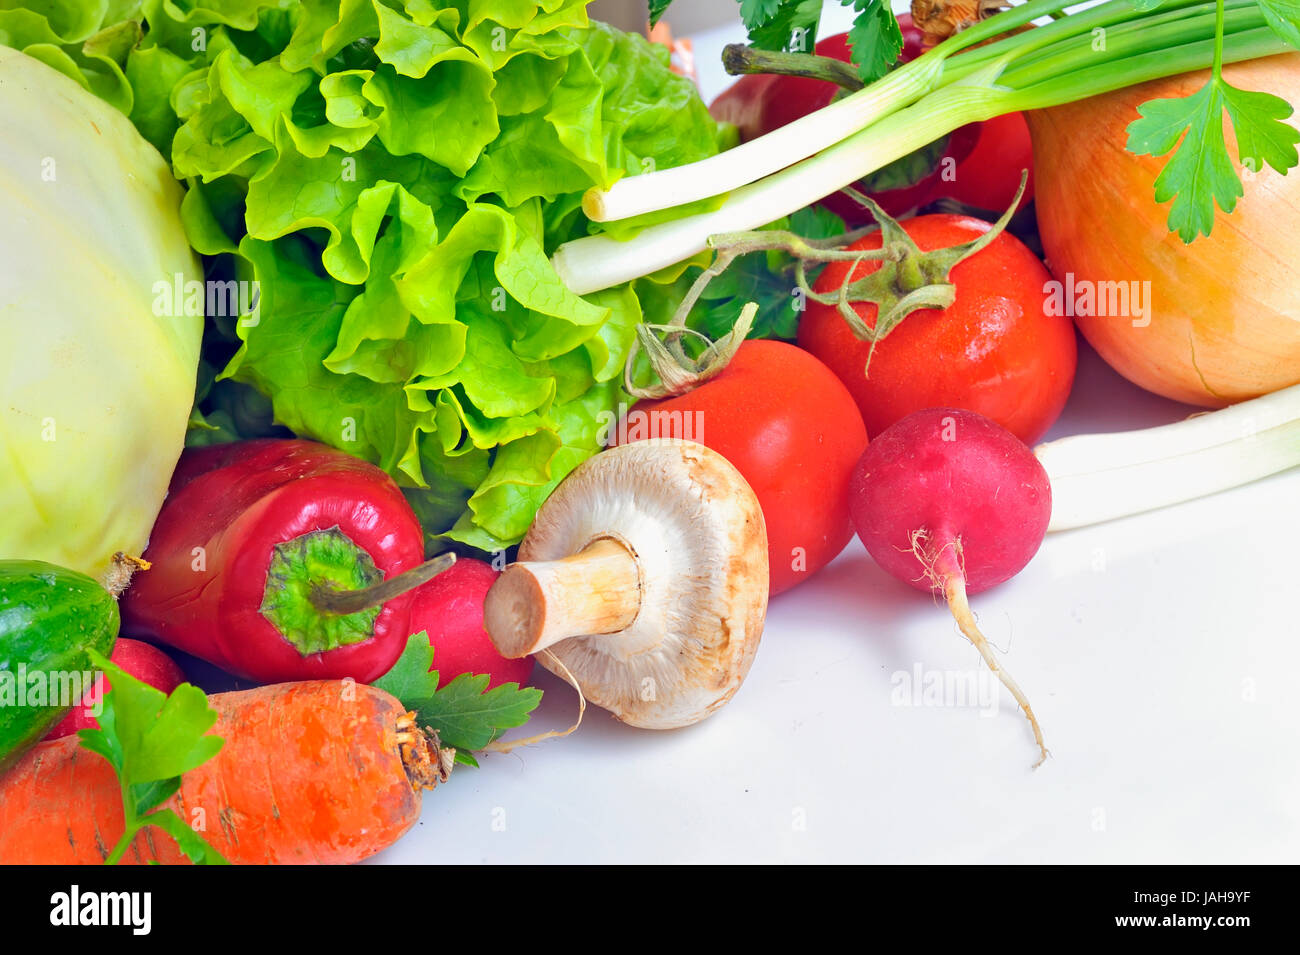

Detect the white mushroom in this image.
[483,438,769,729]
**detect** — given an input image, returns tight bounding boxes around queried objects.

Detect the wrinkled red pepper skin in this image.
[709,21,980,221]
[121,440,424,683]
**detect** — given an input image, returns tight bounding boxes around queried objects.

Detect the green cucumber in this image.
[0,560,118,771]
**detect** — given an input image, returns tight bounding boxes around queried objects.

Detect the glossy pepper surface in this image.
[121,440,427,683]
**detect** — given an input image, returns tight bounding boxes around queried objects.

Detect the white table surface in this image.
[371,6,1300,865]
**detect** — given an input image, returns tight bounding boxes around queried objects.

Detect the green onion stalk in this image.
[555,0,1290,294]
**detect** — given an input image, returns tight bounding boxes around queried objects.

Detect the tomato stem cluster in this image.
[632,171,1028,390]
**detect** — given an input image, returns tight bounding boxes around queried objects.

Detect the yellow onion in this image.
[1029,53,1300,407]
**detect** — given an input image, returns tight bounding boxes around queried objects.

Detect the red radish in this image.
[410,558,533,689]
[43,639,185,740]
[850,408,1051,765]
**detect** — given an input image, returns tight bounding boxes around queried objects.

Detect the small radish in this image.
[410,558,533,689]
[850,408,1051,765]
[44,638,185,740]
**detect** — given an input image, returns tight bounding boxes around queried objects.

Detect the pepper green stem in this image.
[721,42,865,91]
[310,552,457,615]
[259,527,455,656]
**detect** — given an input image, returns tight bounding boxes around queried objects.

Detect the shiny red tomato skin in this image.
[798,215,1076,444]
[940,111,1036,212]
[616,341,867,596]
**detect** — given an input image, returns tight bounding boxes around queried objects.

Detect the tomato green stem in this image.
[624,302,758,400]
[797,175,1027,365]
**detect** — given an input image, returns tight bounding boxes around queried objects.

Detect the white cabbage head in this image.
[0,45,202,582]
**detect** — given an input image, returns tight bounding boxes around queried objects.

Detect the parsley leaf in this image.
[1221,82,1300,175]
[79,650,227,865]
[1257,0,1300,50]
[371,631,440,702]
[373,632,543,755]
[139,809,228,865]
[740,0,784,30]
[746,0,823,52]
[845,0,903,84]
[411,674,545,752]
[648,0,675,27]
[1128,83,1239,240]
[681,204,848,342]
[1128,77,1298,241]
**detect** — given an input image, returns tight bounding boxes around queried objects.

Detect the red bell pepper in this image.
[121,439,450,684]
[709,19,980,222]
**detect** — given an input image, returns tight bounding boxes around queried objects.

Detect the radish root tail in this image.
[943,574,1049,768]
[481,650,587,755]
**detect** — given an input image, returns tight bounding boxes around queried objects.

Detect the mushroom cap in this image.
[521,439,768,729]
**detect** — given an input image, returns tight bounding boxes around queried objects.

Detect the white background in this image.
[373,4,1300,864]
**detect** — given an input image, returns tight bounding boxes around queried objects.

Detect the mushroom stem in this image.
[485,538,641,659]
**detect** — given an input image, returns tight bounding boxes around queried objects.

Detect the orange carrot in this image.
[0,681,452,865]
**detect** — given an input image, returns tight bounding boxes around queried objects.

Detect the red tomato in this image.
[410,558,533,690]
[938,111,1036,212]
[798,215,1076,444]
[616,340,867,595]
